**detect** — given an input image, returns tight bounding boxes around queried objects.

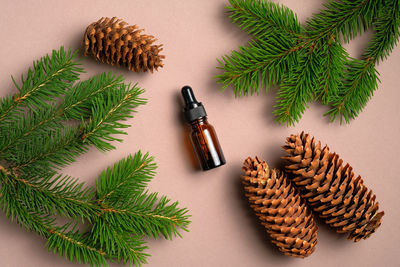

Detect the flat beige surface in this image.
[0,0,399,266]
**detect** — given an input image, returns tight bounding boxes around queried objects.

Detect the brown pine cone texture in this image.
[83,17,164,72]
[283,132,384,242]
[242,157,318,258]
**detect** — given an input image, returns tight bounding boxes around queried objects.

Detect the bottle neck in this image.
[189,116,208,128]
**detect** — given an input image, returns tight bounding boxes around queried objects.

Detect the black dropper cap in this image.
[181,86,207,122]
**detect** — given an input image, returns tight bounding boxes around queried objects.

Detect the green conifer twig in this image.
[217,0,400,125]
[0,72,127,154]
[327,0,400,122]
[0,47,191,266]
[0,47,82,124]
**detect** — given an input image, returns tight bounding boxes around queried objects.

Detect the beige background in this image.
[0,0,399,266]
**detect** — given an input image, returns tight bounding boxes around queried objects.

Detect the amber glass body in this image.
[189,117,225,170]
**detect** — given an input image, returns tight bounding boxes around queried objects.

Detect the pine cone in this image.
[283,132,384,241]
[83,17,164,72]
[242,157,318,258]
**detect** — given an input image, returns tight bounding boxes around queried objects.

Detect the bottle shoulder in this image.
[190,118,215,132]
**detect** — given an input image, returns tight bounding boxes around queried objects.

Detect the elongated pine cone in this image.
[242,157,318,258]
[83,17,164,72]
[283,132,384,242]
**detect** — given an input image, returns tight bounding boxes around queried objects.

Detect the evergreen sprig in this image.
[0,47,190,266]
[327,0,400,122]
[96,152,156,203]
[216,0,400,125]
[0,47,82,124]
[274,46,322,124]
[82,83,146,151]
[217,0,301,96]
[95,152,190,241]
[2,172,97,221]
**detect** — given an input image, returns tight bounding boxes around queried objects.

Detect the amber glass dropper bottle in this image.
[181,86,226,171]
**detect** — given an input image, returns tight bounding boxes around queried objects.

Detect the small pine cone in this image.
[283,132,384,242]
[242,157,318,258]
[83,17,164,72]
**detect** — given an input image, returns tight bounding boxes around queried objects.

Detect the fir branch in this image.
[0,47,82,124]
[274,46,322,125]
[1,169,146,267]
[0,172,56,236]
[96,152,156,204]
[101,191,190,239]
[0,47,191,266]
[326,59,379,122]
[363,0,400,63]
[8,126,89,176]
[217,0,400,125]
[90,218,149,266]
[0,180,107,266]
[306,0,384,42]
[0,105,63,154]
[227,0,303,40]
[0,73,128,154]
[6,172,98,221]
[216,39,299,96]
[327,0,399,122]
[46,224,108,267]
[82,84,146,151]
[96,153,189,240]
[315,36,348,103]
[216,0,302,96]
[62,72,125,120]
